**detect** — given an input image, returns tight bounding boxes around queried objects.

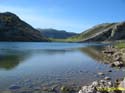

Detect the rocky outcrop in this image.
[102,46,125,68]
[0,12,48,41]
[69,21,125,42]
[119,78,125,93]
[79,79,123,93]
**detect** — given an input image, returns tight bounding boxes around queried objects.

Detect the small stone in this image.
[113,61,123,67]
[9,85,21,90]
[34,86,41,90]
[60,86,70,92]
[80,70,83,72]
[98,72,104,76]
[60,86,74,92]
[110,63,115,67]
[92,81,99,87]
[108,70,112,72]
[100,80,105,83]
[104,76,111,80]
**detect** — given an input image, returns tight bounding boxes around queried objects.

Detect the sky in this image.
[0,0,125,33]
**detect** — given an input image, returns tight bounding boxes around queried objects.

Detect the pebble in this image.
[98,72,104,76]
[108,70,112,72]
[79,79,114,93]
[104,76,111,80]
[33,86,41,90]
[9,85,21,90]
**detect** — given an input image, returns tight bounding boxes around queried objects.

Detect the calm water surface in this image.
[0,42,124,90]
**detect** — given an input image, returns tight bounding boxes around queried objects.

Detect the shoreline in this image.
[79,45,125,93]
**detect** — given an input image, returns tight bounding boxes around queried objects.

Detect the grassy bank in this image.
[115,41,125,49]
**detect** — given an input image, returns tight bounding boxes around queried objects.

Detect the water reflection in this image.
[79,46,105,62]
[0,43,124,91]
[0,55,20,70]
[0,49,77,70]
[0,44,107,70]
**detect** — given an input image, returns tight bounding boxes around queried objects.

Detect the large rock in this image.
[122,53,125,62]
[119,78,125,93]
[79,80,114,93]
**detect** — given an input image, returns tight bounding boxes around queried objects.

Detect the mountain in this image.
[38,28,78,39]
[0,12,48,42]
[68,22,125,42]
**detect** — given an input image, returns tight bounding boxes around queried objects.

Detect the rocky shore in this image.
[102,46,125,68]
[79,79,125,93]
[79,45,125,93]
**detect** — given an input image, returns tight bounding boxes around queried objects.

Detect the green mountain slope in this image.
[0,12,48,42]
[38,28,78,39]
[67,22,125,42]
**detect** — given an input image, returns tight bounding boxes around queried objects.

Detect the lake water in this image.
[0,42,124,92]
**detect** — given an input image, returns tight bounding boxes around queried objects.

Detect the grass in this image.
[66,23,116,42]
[49,38,67,42]
[115,42,125,49]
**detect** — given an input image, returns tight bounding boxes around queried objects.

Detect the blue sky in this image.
[0,0,125,33]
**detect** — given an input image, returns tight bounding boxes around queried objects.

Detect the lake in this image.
[0,42,124,92]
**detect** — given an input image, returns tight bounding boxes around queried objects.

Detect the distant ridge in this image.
[38,28,78,39]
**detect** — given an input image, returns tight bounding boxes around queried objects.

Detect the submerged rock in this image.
[79,85,97,93]
[108,70,112,72]
[104,76,111,80]
[98,72,104,76]
[119,78,125,93]
[9,85,21,90]
[60,85,75,92]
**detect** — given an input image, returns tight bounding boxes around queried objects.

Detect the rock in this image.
[120,48,125,53]
[102,50,114,54]
[104,76,111,80]
[9,85,21,90]
[110,63,115,67]
[98,72,104,76]
[92,81,99,87]
[79,80,114,93]
[122,53,125,62]
[113,52,122,61]
[60,85,74,92]
[79,86,96,93]
[108,70,112,72]
[110,61,123,68]
[119,78,125,93]
[113,61,123,67]
[60,86,69,92]
[33,86,41,90]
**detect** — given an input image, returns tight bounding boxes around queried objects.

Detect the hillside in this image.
[0,12,48,42]
[38,28,78,39]
[68,22,125,42]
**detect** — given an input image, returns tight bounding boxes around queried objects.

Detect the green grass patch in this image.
[115,42,125,49]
